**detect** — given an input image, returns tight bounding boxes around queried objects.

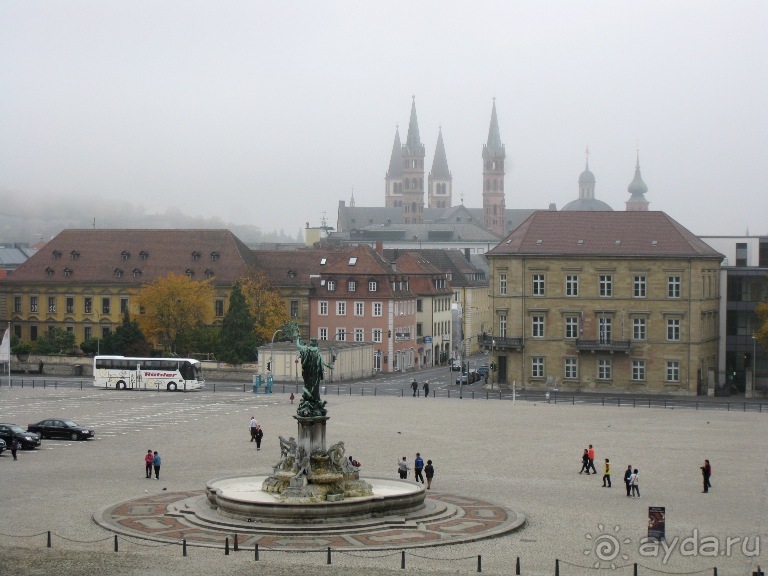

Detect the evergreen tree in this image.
[111,311,152,356]
[218,283,257,364]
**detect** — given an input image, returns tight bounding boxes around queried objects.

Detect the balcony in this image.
[478,333,524,350]
[575,338,631,353]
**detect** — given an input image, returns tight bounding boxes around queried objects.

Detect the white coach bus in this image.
[93,355,205,391]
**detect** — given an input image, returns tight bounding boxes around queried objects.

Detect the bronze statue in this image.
[296,337,328,417]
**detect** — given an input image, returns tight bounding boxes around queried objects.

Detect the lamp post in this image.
[491,339,495,387]
[751,332,757,399]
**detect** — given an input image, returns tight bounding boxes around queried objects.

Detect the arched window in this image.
[485,178,490,191]
[493,179,498,191]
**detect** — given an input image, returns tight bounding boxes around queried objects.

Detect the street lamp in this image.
[491,339,495,387]
[752,332,757,398]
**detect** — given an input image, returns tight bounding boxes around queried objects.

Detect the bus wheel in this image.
[116,381,126,390]
[167,382,177,392]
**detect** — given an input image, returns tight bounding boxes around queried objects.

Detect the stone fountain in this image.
[205,337,424,523]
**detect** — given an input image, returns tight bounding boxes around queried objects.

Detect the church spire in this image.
[405,95,423,154]
[428,127,452,209]
[482,98,506,237]
[384,126,403,208]
[625,148,650,211]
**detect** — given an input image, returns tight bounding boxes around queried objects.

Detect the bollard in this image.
[255,543,259,561]
[225,537,230,555]
[712,568,716,576]
[80,380,83,390]
[696,401,699,410]
[634,562,638,576]
[401,550,406,570]
[602,396,605,406]
[47,531,51,548]
[633,397,636,408]
[183,538,187,557]
[486,391,489,400]
[571,395,574,405]
[648,398,651,408]
[213,383,216,393]
[664,399,667,409]
[327,546,332,564]
[114,534,119,552]
[472,391,475,399]
[477,554,482,572]
[555,558,560,576]
[516,556,521,575]
[727,402,730,411]
[349,387,351,396]
[233,533,239,551]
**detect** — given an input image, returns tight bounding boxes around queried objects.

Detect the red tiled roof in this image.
[5,229,259,285]
[487,212,724,258]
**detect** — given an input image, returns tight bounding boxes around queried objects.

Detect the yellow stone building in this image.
[485,212,723,394]
[2,229,258,347]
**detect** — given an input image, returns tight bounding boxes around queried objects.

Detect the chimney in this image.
[375,240,384,256]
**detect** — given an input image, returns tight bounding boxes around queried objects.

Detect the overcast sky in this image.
[1,1,766,238]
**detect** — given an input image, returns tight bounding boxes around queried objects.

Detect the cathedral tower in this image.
[401,96,426,223]
[428,127,452,209]
[625,150,650,211]
[384,127,403,208]
[482,99,506,236]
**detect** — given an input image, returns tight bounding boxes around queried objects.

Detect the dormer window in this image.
[205,269,214,279]
[320,258,327,265]
[140,251,149,260]
[121,251,130,260]
[191,251,201,261]
[327,280,336,291]
[133,269,142,278]
[368,281,377,292]
[45,267,54,277]
[348,257,357,266]
[70,251,79,260]
[114,268,123,278]
[63,268,72,277]
[348,280,356,292]
[186,269,194,278]
[210,252,220,261]
[52,250,62,260]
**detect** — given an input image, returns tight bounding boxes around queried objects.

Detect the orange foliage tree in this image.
[136,273,215,353]
[240,270,289,345]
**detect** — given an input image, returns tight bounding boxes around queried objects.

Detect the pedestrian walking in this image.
[38,360,44,374]
[701,459,712,493]
[255,424,264,450]
[624,465,633,496]
[630,468,640,497]
[587,444,597,474]
[289,392,295,404]
[579,448,590,474]
[11,438,19,460]
[397,456,410,479]
[425,459,435,489]
[249,416,258,441]
[411,380,418,397]
[414,453,425,484]
[602,458,611,487]
[423,381,429,397]
[144,449,154,478]
[153,451,162,480]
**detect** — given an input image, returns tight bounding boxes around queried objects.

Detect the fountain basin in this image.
[206,475,426,524]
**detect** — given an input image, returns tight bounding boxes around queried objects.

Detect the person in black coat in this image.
[624,465,633,497]
[255,425,264,450]
[700,459,712,493]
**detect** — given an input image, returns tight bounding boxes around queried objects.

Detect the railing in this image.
[575,338,631,352]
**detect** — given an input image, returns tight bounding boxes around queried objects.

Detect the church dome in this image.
[562,198,614,211]
[578,168,596,184]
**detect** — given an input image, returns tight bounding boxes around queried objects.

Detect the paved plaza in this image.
[0,387,766,576]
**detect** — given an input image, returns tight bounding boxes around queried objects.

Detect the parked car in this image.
[27,419,95,441]
[455,369,480,385]
[0,438,5,455]
[0,423,41,449]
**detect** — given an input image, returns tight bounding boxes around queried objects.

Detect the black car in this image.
[0,438,5,455]
[27,419,95,441]
[0,423,41,449]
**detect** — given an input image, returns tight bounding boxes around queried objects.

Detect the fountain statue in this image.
[261,336,372,502]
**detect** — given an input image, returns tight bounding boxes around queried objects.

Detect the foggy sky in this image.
[1,1,766,239]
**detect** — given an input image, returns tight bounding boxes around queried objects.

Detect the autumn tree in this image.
[137,273,215,354]
[218,282,257,364]
[240,271,289,346]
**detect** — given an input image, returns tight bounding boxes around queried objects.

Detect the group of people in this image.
[580,444,711,497]
[411,380,430,397]
[249,416,264,450]
[144,450,161,479]
[397,452,435,489]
